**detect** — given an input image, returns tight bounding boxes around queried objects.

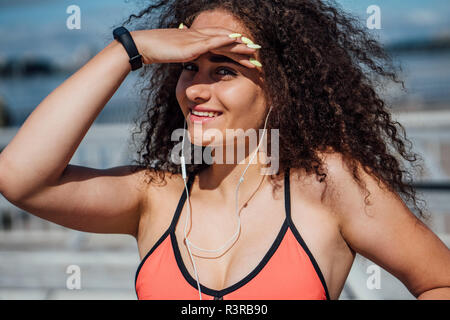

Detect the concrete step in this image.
[341,255,415,300]
[0,230,138,251]
[0,250,140,290]
[0,288,137,300]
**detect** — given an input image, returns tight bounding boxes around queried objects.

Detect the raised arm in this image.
[0,26,256,236]
[0,34,147,236]
[0,39,132,200]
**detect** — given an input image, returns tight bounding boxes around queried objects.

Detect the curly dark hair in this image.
[119,0,428,220]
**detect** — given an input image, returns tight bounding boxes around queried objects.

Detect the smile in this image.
[189,110,223,123]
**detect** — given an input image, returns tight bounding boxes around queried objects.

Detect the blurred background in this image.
[0,0,449,299]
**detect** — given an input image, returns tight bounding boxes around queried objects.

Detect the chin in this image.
[188,126,226,147]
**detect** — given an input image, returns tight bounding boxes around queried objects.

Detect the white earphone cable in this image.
[180,106,272,300]
[180,119,203,298]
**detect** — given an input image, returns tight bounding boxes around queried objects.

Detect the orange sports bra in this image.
[135,168,330,300]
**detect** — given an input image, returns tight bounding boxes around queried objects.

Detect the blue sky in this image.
[0,0,449,63]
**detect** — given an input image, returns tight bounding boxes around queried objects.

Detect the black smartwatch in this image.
[113,26,143,71]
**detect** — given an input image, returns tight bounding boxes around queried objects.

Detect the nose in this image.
[185,75,213,104]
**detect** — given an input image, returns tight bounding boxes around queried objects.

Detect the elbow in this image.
[0,160,7,197]
[0,173,4,197]
[0,160,27,202]
[0,180,31,204]
[0,175,20,203]
[0,179,31,205]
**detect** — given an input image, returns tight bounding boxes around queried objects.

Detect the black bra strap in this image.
[282,167,331,299]
[284,167,291,220]
[169,172,196,231]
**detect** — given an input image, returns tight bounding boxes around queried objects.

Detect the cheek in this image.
[220,84,261,118]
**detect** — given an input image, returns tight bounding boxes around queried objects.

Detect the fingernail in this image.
[249,58,262,67]
[247,43,261,49]
[241,37,254,45]
[228,33,242,38]
[178,23,184,29]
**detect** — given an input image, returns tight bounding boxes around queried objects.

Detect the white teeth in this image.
[191,110,220,117]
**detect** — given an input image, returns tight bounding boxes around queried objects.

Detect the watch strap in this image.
[113,26,143,71]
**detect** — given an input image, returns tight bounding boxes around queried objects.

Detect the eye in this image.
[217,67,237,77]
[181,63,195,71]
[181,63,237,78]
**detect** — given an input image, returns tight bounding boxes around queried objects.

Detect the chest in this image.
[137,178,352,299]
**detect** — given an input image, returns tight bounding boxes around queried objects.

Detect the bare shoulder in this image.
[286,152,350,234]
[286,151,386,246]
[312,153,450,297]
[135,169,186,256]
[308,151,405,230]
[287,152,350,206]
[137,168,186,216]
[310,151,400,224]
[287,153,357,299]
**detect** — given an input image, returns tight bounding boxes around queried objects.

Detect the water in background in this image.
[391,51,450,107]
[0,72,143,126]
[0,0,450,126]
[1,51,449,127]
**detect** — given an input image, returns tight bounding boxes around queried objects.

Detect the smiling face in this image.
[176,9,268,149]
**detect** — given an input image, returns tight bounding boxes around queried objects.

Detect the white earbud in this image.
[180,105,273,300]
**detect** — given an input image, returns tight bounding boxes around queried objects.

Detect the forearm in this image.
[0,39,131,199]
[417,287,450,300]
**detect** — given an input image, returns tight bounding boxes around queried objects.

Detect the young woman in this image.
[0,0,449,300]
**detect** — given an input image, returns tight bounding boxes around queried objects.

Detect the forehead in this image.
[191,9,247,34]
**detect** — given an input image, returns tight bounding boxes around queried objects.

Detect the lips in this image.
[189,105,223,114]
[188,109,223,124]
[187,105,223,124]
[191,109,221,117]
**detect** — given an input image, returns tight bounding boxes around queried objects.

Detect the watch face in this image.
[113,27,128,39]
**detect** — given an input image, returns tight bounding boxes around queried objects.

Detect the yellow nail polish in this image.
[228,33,242,38]
[241,37,254,45]
[249,58,262,67]
[247,43,261,49]
[178,23,184,29]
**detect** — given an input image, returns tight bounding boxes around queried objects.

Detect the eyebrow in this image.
[193,54,244,68]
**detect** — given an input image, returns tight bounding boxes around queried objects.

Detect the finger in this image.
[198,28,260,47]
[204,34,240,51]
[211,42,257,55]
[193,27,248,44]
[192,26,234,36]
[208,49,257,69]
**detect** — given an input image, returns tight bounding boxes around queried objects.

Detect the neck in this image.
[197,143,271,204]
